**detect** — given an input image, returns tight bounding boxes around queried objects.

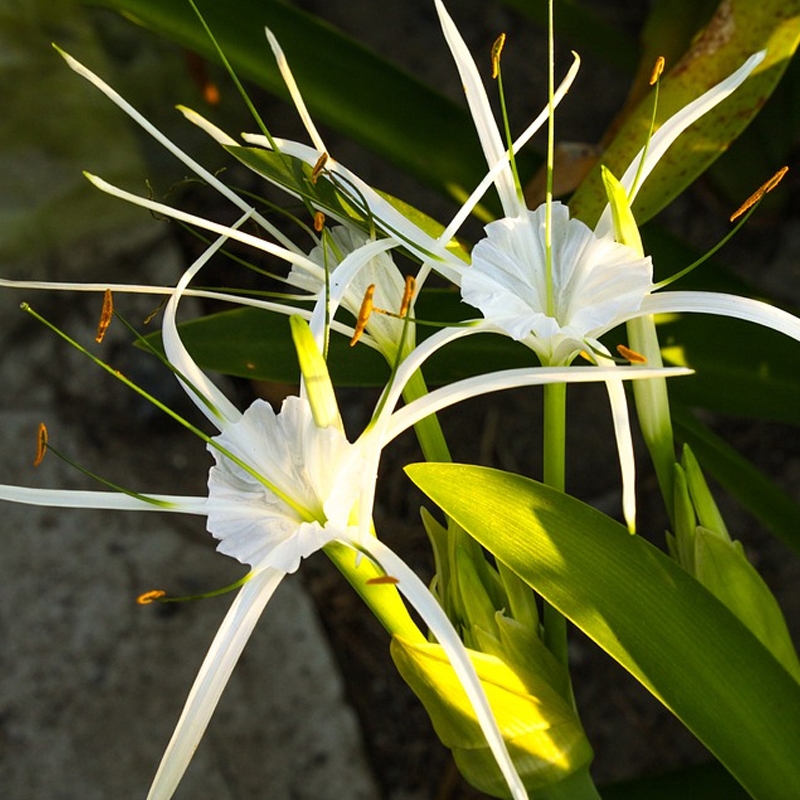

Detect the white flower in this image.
[298,224,410,359]
[463,202,652,364]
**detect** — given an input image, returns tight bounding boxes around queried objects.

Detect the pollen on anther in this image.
[649,56,665,85]
[491,33,506,79]
[33,422,48,467]
[95,288,113,343]
[311,152,329,184]
[399,275,416,318]
[730,166,789,221]
[137,589,167,605]
[314,211,326,232]
[617,344,647,364]
[350,284,375,347]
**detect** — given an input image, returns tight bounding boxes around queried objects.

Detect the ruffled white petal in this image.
[464,202,652,362]
[145,568,285,800]
[206,397,364,572]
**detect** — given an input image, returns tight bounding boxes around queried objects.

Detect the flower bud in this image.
[391,635,593,797]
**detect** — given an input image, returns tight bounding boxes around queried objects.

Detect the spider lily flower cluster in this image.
[3,1,800,799]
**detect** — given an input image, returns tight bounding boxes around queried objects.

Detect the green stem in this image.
[542,382,568,667]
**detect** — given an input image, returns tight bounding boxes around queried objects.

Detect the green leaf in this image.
[405,462,800,800]
[600,761,751,800]
[91,0,536,202]
[570,0,800,226]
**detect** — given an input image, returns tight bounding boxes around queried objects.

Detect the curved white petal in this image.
[639,290,800,343]
[307,235,401,348]
[145,568,285,800]
[603,376,637,533]
[162,220,249,428]
[433,0,519,217]
[265,28,327,153]
[85,174,319,274]
[0,484,208,513]
[365,538,527,800]
[383,364,692,446]
[595,52,765,237]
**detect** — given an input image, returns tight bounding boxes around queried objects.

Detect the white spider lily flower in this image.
[294,225,411,360]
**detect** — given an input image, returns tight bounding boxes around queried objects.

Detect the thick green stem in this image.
[542,382,569,667]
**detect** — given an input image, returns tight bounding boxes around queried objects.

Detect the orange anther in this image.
[137,589,167,605]
[366,575,400,585]
[311,152,329,184]
[399,275,416,318]
[33,423,48,467]
[730,166,789,221]
[95,288,113,343]
[649,56,665,86]
[617,344,647,364]
[350,284,375,347]
[314,211,325,232]
[491,33,506,79]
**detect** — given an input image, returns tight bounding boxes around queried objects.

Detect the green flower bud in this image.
[391,636,593,798]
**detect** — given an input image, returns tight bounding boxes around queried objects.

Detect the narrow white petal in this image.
[595,52,765,237]
[0,278,360,341]
[433,0,519,217]
[241,136,464,281]
[603,377,637,533]
[146,569,285,800]
[56,48,289,245]
[85,173,320,273]
[384,365,692,446]
[639,290,800,343]
[0,484,208,513]
[440,52,581,245]
[265,28,327,153]
[176,105,238,146]
[162,219,249,428]
[365,538,528,800]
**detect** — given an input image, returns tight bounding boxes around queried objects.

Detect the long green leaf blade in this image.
[405,462,800,800]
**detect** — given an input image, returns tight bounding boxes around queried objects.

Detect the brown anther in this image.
[203,82,221,106]
[617,344,647,364]
[350,284,375,347]
[366,575,400,585]
[730,166,789,221]
[311,152,329,184]
[313,211,326,232]
[649,56,665,86]
[491,33,506,79]
[33,423,48,467]
[95,288,113,343]
[137,589,167,605]
[399,275,416,318]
